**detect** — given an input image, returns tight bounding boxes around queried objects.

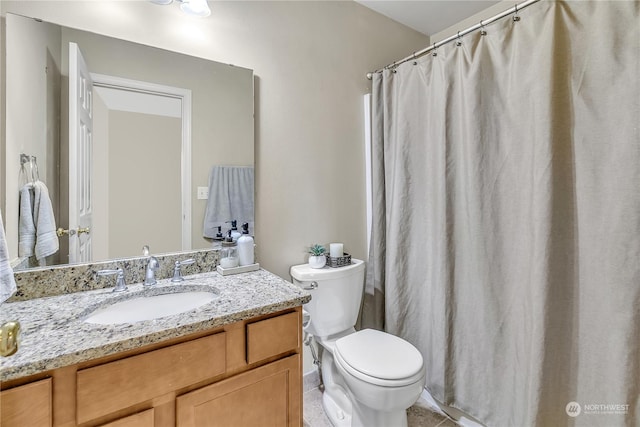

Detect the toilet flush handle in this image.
[303,281,318,290]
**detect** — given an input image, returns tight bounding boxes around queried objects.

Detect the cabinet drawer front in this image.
[246,311,300,364]
[77,332,225,424]
[0,378,52,427]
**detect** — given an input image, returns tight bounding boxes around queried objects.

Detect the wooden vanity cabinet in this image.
[0,307,302,427]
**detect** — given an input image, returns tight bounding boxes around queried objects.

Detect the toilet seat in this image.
[334,329,424,387]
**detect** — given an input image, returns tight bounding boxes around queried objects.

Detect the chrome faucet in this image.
[171,258,195,282]
[95,268,128,292]
[142,245,160,286]
[144,256,160,286]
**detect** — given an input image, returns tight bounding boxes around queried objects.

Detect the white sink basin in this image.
[84,291,217,325]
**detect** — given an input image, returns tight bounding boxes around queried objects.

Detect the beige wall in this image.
[1,0,430,279]
[3,14,62,262]
[108,111,182,258]
[430,0,517,43]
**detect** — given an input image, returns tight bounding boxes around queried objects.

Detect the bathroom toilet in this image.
[290,259,425,427]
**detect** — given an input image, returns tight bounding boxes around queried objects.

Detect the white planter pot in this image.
[308,255,326,269]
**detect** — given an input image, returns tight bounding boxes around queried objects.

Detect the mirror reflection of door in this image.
[67,42,93,264]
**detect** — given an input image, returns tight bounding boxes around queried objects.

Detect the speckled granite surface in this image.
[9,249,219,302]
[1,268,310,382]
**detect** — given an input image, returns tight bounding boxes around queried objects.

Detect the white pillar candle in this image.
[329,243,344,258]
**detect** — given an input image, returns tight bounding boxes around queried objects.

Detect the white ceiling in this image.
[355,0,501,37]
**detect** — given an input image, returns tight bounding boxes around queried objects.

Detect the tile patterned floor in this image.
[303,387,458,427]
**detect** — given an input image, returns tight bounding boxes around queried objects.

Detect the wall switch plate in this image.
[197,187,209,200]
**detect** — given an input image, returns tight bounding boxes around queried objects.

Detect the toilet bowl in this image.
[290,260,426,427]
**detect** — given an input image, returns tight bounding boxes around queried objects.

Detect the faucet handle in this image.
[171,258,195,282]
[96,268,128,292]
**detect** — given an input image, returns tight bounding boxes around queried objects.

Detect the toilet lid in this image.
[334,329,424,381]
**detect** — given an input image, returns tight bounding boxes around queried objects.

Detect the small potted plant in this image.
[308,244,327,269]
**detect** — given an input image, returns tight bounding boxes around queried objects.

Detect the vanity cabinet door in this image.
[176,354,301,427]
[0,378,52,427]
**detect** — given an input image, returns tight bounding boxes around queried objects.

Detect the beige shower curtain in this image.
[365,1,639,426]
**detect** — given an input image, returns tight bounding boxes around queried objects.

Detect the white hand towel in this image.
[33,181,59,263]
[1,210,17,303]
[18,184,36,257]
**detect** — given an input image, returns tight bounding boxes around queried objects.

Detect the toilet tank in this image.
[290,259,365,338]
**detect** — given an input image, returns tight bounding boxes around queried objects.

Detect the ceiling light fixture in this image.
[150,0,211,18]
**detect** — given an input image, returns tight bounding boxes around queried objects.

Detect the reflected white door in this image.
[68,42,93,263]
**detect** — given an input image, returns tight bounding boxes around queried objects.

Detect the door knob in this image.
[56,228,77,237]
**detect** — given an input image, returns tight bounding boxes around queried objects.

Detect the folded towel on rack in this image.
[18,184,36,257]
[33,181,59,264]
[203,166,254,238]
[1,210,18,303]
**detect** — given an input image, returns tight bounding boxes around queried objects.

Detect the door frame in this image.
[91,73,192,251]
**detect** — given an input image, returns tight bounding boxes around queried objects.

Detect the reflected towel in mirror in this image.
[203,166,254,238]
[33,181,59,263]
[18,181,59,264]
[18,184,36,257]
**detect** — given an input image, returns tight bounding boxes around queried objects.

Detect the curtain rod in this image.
[366,0,541,80]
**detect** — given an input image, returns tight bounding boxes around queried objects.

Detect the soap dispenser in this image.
[211,226,224,250]
[237,223,255,266]
[219,230,239,268]
[226,220,241,241]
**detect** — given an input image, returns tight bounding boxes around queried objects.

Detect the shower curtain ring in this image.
[432,44,438,57]
[480,20,487,36]
[456,31,462,46]
[513,4,521,22]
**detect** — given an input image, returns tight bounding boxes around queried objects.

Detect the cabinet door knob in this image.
[0,320,21,357]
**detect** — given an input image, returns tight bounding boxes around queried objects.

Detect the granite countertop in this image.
[0,269,311,382]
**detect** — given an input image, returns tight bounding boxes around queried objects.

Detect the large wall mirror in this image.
[2,12,254,271]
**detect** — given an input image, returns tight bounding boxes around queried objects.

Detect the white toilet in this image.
[290,259,425,427]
